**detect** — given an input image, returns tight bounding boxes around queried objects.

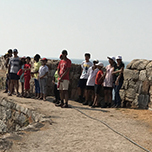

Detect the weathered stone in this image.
[142,80,150,94]
[139,70,147,81]
[131,59,150,70]
[126,59,139,69]
[131,93,140,108]
[138,95,149,109]
[135,81,143,94]
[146,61,152,69]
[146,68,152,81]
[128,80,136,89]
[0,120,7,132]
[125,88,136,102]
[122,80,128,90]
[119,90,125,102]
[123,69,139,81]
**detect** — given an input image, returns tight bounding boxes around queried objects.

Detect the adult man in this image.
[8,49,20,96]
[56,50,71,108]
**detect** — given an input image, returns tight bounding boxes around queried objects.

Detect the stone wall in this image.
[120,59,152,109]
[0,56,81,100]
[0,97,51,133]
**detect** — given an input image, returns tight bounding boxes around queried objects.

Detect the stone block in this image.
[119,90,125,102]
[142,80,150,94]
[138,94,149,109]
[125,88,136,102]
[123,69,139,81]
[131,59,150,70]
[139,70,147,81]
[135,81,143,94]
[122,80,128,89]
[126,59,139,69]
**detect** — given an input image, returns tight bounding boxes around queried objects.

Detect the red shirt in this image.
[57,58,71,80]
[24,64,31,77]
[95,70,104,85]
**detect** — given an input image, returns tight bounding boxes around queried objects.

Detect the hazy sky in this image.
[1,0,152,61]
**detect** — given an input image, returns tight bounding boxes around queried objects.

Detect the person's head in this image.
[26,56,31,63]
[93,59,99,66]
[116,56,122,65]
[13,49,18,57]
[84,53,91,62]
[8,49,12,57]
[41,58,48,65]
[34,54,41,62]
[21,57,26,65]
[4,53,9,60]
[107,56,115,65]
[96,62,104,70]
[59,54,63,60]
[62,50,68,59]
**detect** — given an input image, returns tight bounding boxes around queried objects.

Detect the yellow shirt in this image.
[34,61,41,79]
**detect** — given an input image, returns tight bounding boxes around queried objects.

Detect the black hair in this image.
[85,53,91,58]
[26,56,31,61]
[62,50,68,55]
[34,54,41,62]
[8,49,12,54]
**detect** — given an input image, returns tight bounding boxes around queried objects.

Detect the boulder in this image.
[146,61,152,69]
[125,88,136,102]
[131,59,150,70]
[123,69,139,81]
[126,59,139,69]
[139,70,147,81]
[138,94,149,109]
[142,80,150,94]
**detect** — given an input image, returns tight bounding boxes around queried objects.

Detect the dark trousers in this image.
[114,81,123,106]
[34,79,40,94]
[54,84,60,101]
[5,74,9,91]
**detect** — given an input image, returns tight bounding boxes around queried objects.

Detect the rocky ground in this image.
[0,92,152,152]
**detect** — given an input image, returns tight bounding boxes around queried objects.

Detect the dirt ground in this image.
[0,92,152,152]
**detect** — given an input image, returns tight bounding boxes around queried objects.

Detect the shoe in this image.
[115,104,121,108]
[101,103,108,108]
[3,90,8,93]
[55,102,64,107]
[62,103,68,108]
[88,101,93,106]
[83,101,88,105]
[107,103,111,108]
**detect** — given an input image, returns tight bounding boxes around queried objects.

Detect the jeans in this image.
[5,74,9,91]
[114,81,123,106]
[54,84,60,101]
[34,79,40,94]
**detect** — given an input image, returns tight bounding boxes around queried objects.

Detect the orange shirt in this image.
[95,70,104,85]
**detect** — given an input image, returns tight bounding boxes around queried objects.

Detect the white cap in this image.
[116,56,122,60]
[96,62,104,67]
[93,59,99,63]
[107,56,115,61]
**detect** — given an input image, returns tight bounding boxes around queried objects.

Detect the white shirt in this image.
[103,64,114,87]
[39,65,49,78]
[86,66,99,86]
[80,61,92,79]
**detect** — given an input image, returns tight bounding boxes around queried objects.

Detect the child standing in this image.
[92,62,104,108]
[77,53,92,103]
[20,57,26,97]
[38,58,48,101]
[103,57,115,108]
[33,54,41,99]
[23,56,31,98]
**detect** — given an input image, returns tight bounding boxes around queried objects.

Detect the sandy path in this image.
[0,93,151,152]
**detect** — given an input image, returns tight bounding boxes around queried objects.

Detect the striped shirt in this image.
[9,57,20,74]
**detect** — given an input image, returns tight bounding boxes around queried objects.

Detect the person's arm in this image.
[8,64,11,75]
[98,73,104,84]
[59,67,70,80]
[115,66,124,85]
[39,72,48,79]
[5,58,9,68]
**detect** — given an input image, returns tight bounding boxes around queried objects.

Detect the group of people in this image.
[3,49,124,108]
[76,53,124,108]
